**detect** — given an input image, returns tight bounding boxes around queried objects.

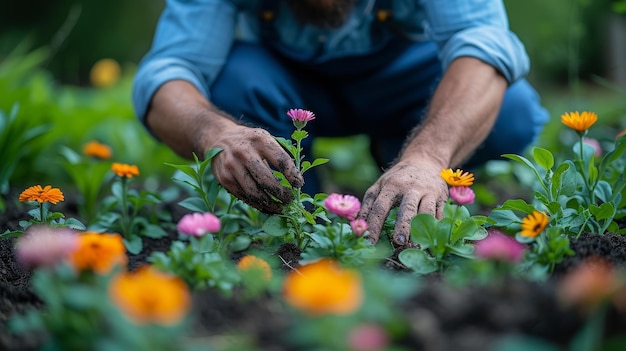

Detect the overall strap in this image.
[259,0,394,22]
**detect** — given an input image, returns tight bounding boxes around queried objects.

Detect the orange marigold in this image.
[69,232,127,274]
[111,163,140,178]
[283,259,363,316]
[109,265,191,326]
[440,168,474,187]
[561,111,598,133]
[19,185,64,204]
[83,140,112,159]
[237,255,272,281]
[520,210,549,238]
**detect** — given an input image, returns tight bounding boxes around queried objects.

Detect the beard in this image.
[284,0,358,28]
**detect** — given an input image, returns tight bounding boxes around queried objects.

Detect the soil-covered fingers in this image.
[359,183,398,244]
[393,192,438,246]
[217,166,284,214]
[261,137,304,189]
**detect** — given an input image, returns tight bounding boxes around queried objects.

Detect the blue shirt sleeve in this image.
[420,0,529,84]
[132,0,239,123]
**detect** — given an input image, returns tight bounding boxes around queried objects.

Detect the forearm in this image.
[400,57,508,168]
[146,80,238,159]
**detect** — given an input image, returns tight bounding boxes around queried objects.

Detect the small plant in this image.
[0,104,51,212]
[399,169,489,274]
[59,140,114,224]
[148,211,240,294]
[90,163,169,254]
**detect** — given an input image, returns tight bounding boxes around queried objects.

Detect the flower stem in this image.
[39,203,45,224]
[120,178,131,238]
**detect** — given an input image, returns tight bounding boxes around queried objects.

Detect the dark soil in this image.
[2,193,626,350]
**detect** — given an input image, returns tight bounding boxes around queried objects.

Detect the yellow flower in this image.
[70,232,127,274]
[561,111,598,133]
[90,58,121,88]
[19,185,64,204]
[109,265,191,326]
[237,255,272,281]
[283,259,363,316]
[111,163,140,178]
[440,168,474,187]
[520,210,549,238]
[83,140,112,160]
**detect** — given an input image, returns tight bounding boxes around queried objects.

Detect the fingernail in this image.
[395,234,406,245]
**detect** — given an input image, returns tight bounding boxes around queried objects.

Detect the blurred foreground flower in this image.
[237,255,272,281]
[111,163,140,178]
[283,259,363,316]
[449,186,475,205]
[347,323,389,351]
[582,137,602,157]
[177,212,221,236]
[19,185,64,204]
[70,232,127,274]
[109,265,191,325]
[15,226,78,268]
[474,228,525,263]
[519,210,549,239]
[561,111,598,133]
[558,258,622,311]
[440,168,474,187]
[90,58,121,88]
[83,140,112,159]
[324,193,361,220]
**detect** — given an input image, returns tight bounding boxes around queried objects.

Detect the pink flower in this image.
[583,137,602,157]
[449,186,475,205]
[347,323,389,351]
[324,193,361,220]
[287,108,315,123]
[15,225,79,268]
[177,212,221,237]
[350,219,368,237]
[474,228,526,263]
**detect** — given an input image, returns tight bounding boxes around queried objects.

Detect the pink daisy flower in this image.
[449,186,476,205]
[324,193,361,220]
[287,108,315,123]
[177,212,221,237]
[15,225,79,268]
[474,228,526,263]
[350,219,368,237]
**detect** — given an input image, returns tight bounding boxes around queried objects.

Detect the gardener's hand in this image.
[358,159,448,246]
[208,125,304,214]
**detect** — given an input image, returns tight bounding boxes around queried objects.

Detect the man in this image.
[133,0,548,246]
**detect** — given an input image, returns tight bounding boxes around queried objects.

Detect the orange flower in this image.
[111,163,140,178]
[283,259,363,316]
[83,140,112,159]
[237,255,272,281]
[520,210,549,238]
[558,258,621,311]
[109,265,191,325]
[90,58,121,88]
[19,185,64,204]
[69,232,127,274]
[440,168,474,187]
[561,111,598,133]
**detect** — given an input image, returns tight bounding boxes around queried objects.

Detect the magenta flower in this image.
[177,212,221,237]
[474,228,526,263]
[449,186,475,205]
[347,323,389,351]
[287,108,315,129]
[583,137,602,157]
[324,193,361,220]
[350,219,368,237]
[15,225,79,268]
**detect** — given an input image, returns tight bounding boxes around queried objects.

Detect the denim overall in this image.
[209,0,549,194]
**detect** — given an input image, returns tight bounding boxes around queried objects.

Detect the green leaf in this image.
[589,202,615,221]
[261,215,289,237]
[398,249,438,274]
[502,153,544,185]
[551,162,571,198]
[488,210,521,226]
[497,199,535,213]
[300,158,330,174]
[409,214,438,249]
[533,147,554,171]
[124,236,143,255]
[593,181,612,203]
[178,197,207,212]
[142,224,168,238]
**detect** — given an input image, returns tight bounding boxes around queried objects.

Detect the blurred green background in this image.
[1,0,625,196]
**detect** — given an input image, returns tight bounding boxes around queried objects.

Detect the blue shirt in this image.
[132,0,529,122]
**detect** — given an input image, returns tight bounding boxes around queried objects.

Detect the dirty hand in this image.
[208,125,304,214]
[358,159,449,246]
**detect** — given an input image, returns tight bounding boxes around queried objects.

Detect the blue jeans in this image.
[210,39,549,192]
